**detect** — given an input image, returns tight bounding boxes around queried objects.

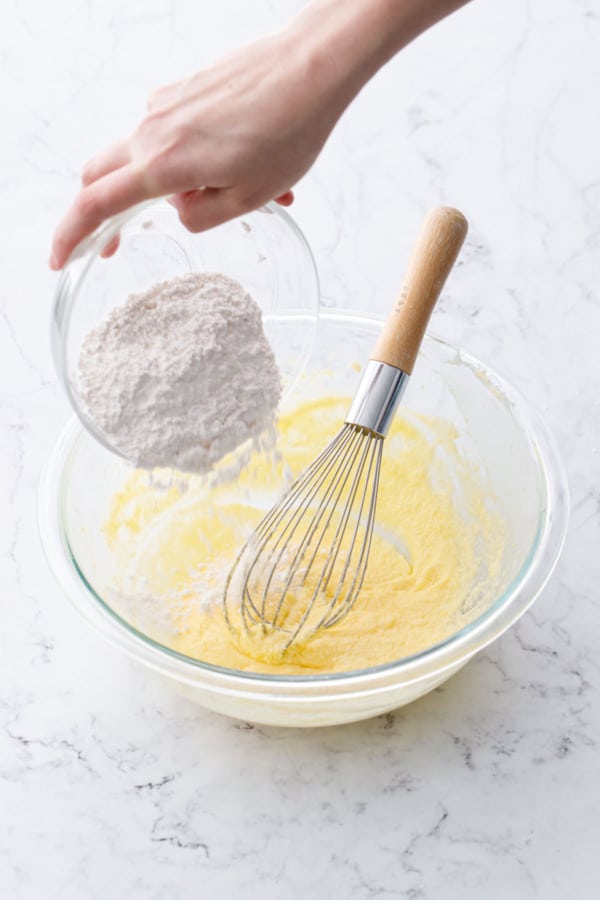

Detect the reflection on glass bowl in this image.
[40,313,569,727]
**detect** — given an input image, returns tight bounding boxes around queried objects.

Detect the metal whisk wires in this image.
[225,422,384,649]
[223,206,468,652]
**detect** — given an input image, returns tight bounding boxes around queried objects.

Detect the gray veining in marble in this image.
[1,0,599,897]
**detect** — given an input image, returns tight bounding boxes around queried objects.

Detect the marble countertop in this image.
[1,0,599,896]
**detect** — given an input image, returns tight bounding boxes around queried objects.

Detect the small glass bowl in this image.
[39,312,569,727]
[51,199,320,461]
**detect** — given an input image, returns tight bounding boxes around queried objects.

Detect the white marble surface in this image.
[2,0,599,896]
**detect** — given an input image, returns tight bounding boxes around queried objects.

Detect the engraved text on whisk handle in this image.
[345,361,409,438]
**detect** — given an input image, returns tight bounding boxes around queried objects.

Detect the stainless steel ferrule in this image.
[345,360,409,437]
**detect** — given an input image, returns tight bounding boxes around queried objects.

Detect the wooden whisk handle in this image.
[371,206,468,374]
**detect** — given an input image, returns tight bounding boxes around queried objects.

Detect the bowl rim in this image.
[39,311,570,697]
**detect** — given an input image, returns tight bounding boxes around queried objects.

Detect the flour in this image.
[78,272,282,474]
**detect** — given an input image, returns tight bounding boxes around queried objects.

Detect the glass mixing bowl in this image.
[39,313,569,727]
[51,199,320,460]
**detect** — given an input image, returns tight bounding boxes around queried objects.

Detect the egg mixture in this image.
[103,396,506,674]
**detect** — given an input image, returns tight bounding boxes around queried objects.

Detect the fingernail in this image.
[48,251,59,270]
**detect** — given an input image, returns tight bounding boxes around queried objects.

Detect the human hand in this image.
[50,0,469,270]
[49,25,349,270]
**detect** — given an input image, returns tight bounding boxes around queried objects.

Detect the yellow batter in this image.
[103,396,506,674]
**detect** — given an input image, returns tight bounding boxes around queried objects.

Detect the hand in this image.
[49,0,469,270]
[49,28,346,269]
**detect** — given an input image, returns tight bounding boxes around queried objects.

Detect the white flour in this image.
[78,272,282,474]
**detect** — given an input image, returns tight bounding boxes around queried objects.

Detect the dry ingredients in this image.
[78,272,281,474]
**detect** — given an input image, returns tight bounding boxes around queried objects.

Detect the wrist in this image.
[284,0,470,109]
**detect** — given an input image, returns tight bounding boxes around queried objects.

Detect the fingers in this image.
[170,188,241,233]
[81,139,131,186]
[50,164,151,269]
[51,150,296,269]
[100,233,121,259]
[170,187,296,234]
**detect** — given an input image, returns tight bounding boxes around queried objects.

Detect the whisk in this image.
[224,207,468,650]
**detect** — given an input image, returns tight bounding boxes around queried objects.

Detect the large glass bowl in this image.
[39,313,569,727]
[51,199,320,460]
